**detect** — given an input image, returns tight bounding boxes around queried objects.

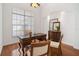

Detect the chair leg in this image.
[58,46,62,56]
[56,46,62,56]
[22,48,24,56]
[18,43,21,56]
[60,46,62,56]
[18,48,21,56]
[57,49,59,56]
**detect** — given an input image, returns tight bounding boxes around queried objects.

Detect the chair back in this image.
[31,41,50,56]
[50,34,63,48]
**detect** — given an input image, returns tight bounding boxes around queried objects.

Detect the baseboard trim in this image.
[73,46,79,50]
[62,41,79,50]
[62,41,73,46]
[3,42,18,47]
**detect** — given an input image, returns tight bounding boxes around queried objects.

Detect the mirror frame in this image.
[53,22,60,31]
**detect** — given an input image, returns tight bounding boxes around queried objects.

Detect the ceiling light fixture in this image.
[30,3,40,8]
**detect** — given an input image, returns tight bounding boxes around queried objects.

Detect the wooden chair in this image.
[26,40,50,56]
[50,34,63,56]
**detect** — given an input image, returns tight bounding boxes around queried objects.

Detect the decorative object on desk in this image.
[24,30,32,37]
[53,22,60,31]
[30,3,40,8]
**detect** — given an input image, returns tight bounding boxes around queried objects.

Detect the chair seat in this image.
[50,41,60,48]
[26,50,47,56]
[26,45,48,56]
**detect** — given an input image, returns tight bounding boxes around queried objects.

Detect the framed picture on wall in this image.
[53,22,60,31]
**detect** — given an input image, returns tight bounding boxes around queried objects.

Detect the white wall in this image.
[60,11,75,46]
[0,3,2,54]
[33,7,42,33]
[40,3,78,49]
[74,4,79,49]
[3,4,14,45]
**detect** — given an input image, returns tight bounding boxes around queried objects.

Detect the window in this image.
[12,9,33,36]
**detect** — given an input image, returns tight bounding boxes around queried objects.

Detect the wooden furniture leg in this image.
[18,43,21,56]
[22,47,24,56]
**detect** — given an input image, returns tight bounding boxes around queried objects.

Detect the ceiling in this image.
[3,3,79,12]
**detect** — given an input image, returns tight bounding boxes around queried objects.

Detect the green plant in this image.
[56,26,60,31]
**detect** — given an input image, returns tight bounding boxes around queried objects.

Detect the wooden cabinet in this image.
[48,31,61,42]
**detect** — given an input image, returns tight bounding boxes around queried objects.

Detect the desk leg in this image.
[22,47,24,56]
[18,43,21,56]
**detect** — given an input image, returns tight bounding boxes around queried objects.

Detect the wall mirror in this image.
[49,18,59,31]
[53,22,60,31]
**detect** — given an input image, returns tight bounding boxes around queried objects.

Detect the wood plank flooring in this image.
[1,43,79,56]
[61,43,79,56]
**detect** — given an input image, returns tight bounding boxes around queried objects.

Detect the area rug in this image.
[12,48,30,56]
[12,48,47,56]
[12,48,22,56]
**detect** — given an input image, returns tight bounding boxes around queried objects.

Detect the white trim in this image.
[73,46,79,50]
[2,41,17,46]
[2,38,18,46]
[62,41,73,46]
[62,41,79,50]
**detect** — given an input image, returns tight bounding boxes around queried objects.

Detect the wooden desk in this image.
[18,33,47,56]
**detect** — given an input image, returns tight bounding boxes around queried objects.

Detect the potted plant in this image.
[56,26,60,31]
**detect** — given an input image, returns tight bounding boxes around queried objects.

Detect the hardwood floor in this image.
[1,43,18,56]
[1,43,79,56]
[61,43,79,56]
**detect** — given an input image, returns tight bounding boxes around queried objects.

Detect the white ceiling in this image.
[3,3,42,11]
[3,3,79,12]
[41,3,78,11]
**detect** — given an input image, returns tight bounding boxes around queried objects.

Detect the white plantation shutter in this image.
[12,8,34,36]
